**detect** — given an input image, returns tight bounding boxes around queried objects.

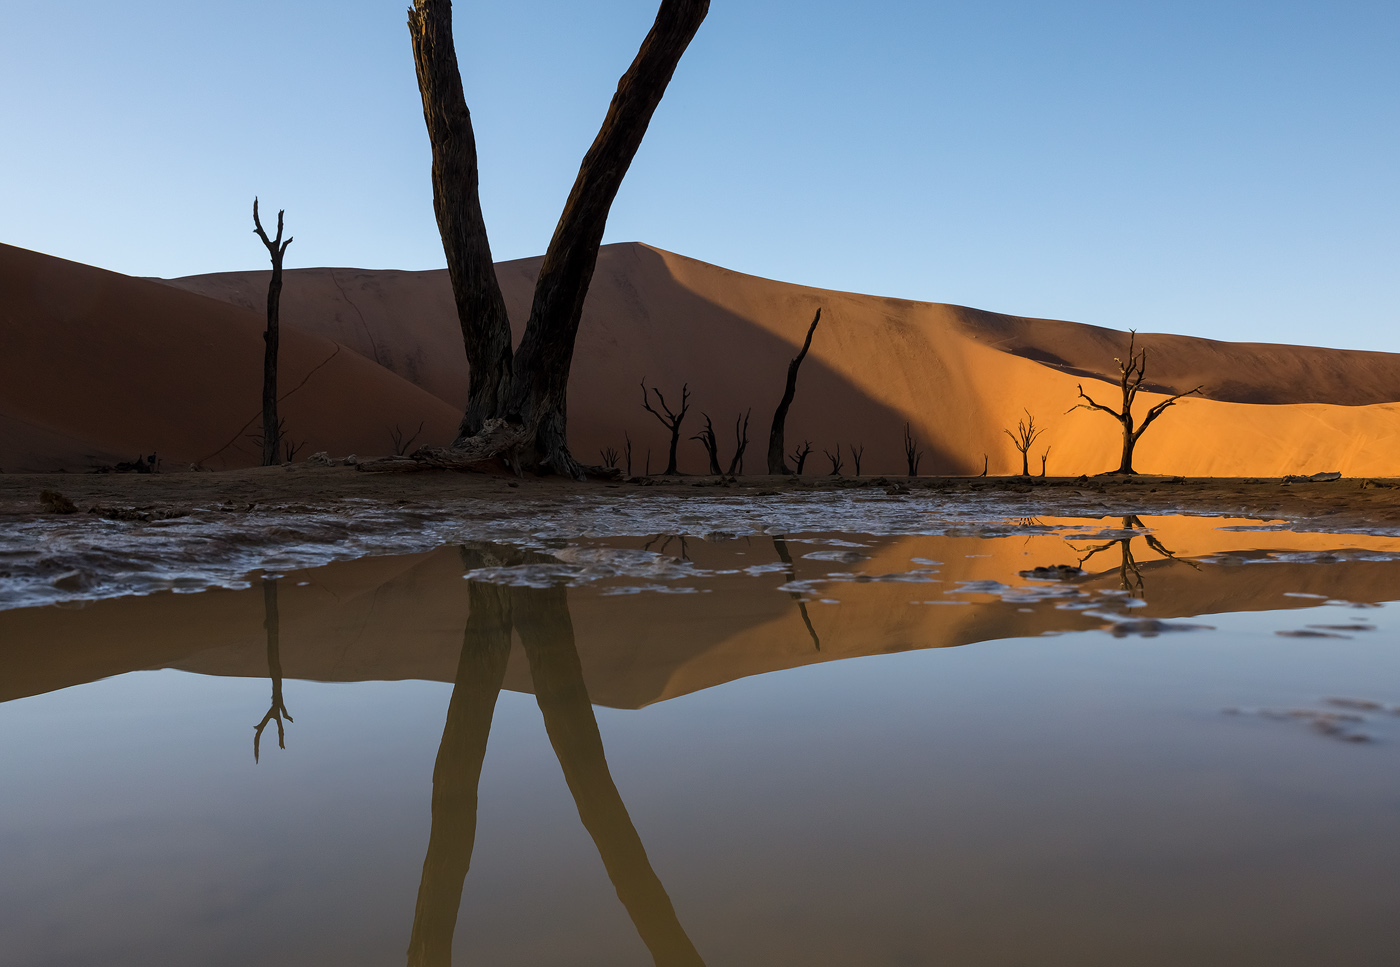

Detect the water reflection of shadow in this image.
[406,546,705,967]
[253,578,293,763]
[1071,516,1198,598]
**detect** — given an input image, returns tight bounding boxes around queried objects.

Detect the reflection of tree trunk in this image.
[773,537,820,651]
[406,581,513,967]
[253,579,293,762]
[516,585,705,967]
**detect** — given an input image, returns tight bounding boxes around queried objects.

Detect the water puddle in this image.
[2,509,1399,964]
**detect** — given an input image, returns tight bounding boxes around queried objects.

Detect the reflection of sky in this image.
[3,601,1399,965]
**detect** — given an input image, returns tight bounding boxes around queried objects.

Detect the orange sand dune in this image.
[166,243,1400,477]
[6,238,1400,476]
[0,244,460,471]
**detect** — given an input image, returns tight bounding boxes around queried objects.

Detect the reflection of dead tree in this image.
[691,414,722,475]
[848,443,864,476]
[643,534,691,561]
[1068,331,1203,475]
[1004,409,1046,477]
[641,379,690,475]
[790,440,813,474]
[1070,515,1200,597]
[391,421,427,456]
[516,583,707,966]
[252,199,293,468]
[727,410,750,475]
[823,445,844,475]
[407,563,513,967]
[773,537,820,651]
[253,579,293,763]
[767,308,822,473]
[903,422,923,477]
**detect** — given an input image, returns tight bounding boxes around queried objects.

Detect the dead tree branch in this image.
[766,308,822,473]
[690,413,722,474]
[727,409,751,476]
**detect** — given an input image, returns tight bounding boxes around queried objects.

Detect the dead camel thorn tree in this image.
[691,413,722,475]
[394,0,710,479]
[252,199,292,467]
[823,445,844,475]
[903,422,923,477]
[1069,331,1203,475]
[728,409,751,475]
[848,443,864,476]
[767,309,822,473]
[1004,409,1046,477]
[791,440,813,473]
[641,379,690,475]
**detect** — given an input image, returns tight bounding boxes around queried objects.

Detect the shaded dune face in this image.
[7,239,1400,474]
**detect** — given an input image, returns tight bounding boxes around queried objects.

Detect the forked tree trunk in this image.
[252,200,292,466]
[406,0,710,477]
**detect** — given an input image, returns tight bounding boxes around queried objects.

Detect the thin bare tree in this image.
[823,445,844,475]
[1004,409,1046,477]
[624,432,633,477]
[252,199,292,467]
[691,413,722,474]
[390,421,427,456]
[848,443,864,476]
[1040,446,1051,477]
[1069,331,1203,475]
[766,309,822,473]
[791,440,813,473]
[600,446,620,470]
[404,0,711,477]
[727,409,751,475]
[641,379,690,475]
[903,422,923,477]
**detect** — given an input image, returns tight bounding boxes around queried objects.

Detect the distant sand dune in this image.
[5,240,1399,475]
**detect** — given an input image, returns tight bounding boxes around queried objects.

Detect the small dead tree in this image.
[600,446,620,470]
[624,432,633,477]
[791,440,813,473]
[823,445,844,475]
[640,379,690,475]
[1069,331,1203,475]
[252,199,292,467]
[903,422,923,477]
[980,454,988,476]
[690,413,722,474]
[767,309,822,473]
[1040,446,1051,477]
[848,443,864,476]
[390,421,427,456]
[727,409,751,475]
[1004,409,1047,477]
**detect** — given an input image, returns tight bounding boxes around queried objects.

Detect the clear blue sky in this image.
[2,1,1397,351]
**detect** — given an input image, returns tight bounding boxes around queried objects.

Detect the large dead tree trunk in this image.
[252,200,291,467]
[766,309,821,474]
[408,1,515,441]
[507,0,712,477]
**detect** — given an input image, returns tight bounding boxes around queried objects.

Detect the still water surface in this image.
[2,515,1399,965]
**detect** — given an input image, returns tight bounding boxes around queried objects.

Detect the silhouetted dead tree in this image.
[1004,409,1046,477]
[403,0,711,478]
[252,199,292,467]
[624,432,633,477]
[980,454,988,476]
[767,308,822,474]
[823,445,844,475]
[390,421,427,456]
[791,440,813,473]
[600,446,620,470]
[727,409,750,475]
[903,422,923,477]
[1040,446,1051,477]
[640,379,690,474]
[848,443,864,476]
[1069,331,1203,475]
[253,579,292,762]
[691,413,722,474]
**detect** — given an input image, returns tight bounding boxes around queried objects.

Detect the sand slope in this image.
[0,244,460,471]
[166,243,1400,478]
[6,239,1400,475]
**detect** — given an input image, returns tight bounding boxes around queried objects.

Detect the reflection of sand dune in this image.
[3,522,1398,710]
[6,239,1400,473]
